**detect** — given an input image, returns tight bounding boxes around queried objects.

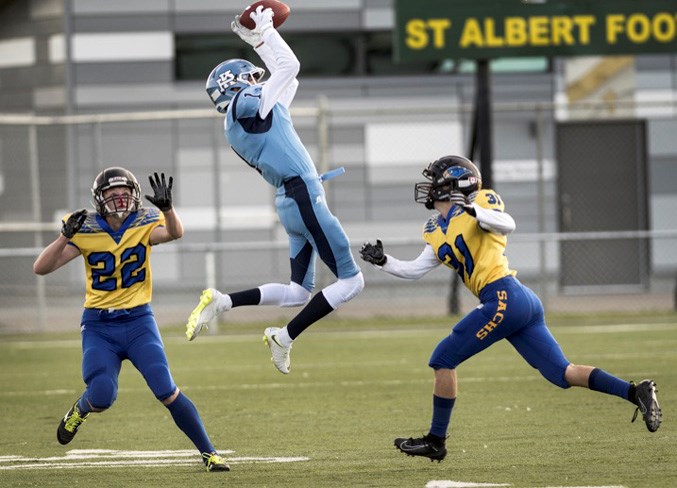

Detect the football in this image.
[239,0,291,30]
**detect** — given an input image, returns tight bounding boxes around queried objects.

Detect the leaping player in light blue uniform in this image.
[190,5,364,374]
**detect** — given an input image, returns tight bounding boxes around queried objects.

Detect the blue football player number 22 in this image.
[88,244,147,291]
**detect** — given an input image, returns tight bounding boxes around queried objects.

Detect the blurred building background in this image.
[0,0,676,332]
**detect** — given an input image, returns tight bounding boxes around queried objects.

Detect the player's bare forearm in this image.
[163,209,184,239]
[33,235,80,275]
[150,209,184,244]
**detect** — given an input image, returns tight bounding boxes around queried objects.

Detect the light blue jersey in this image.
[223,83,360,284]
[225,84,318,188]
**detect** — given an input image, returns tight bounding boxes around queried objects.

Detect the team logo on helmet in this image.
[206,58,266,114]
[216,71,236,92]
[415,155,482,209]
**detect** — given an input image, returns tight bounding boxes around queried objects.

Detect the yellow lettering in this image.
[493,312,504,324]
[606,14,625,44]
[505,17,527,46]
[496,300,507,313]
[484,18,504,47]
[627,13,651,43]
[551,16,575,45]
[529,16,550,46]
[573,15,596,44]
[476,329,488,340]
[496,290,508,300]
[460,18,484,47]
[405,19,428,50]
[428,19,451,48]
[652,13,676,43]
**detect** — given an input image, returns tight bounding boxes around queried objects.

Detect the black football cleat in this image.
[57,401,89,445]
[394,433,447,462]
[631,379,662,432]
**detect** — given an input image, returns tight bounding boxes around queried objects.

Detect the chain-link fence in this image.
[1,100,676,333]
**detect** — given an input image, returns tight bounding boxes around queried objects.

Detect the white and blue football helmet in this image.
[205,58,265,113]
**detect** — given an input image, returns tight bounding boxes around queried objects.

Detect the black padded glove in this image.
[145,172,173,211]
[360,239,387,266]
[61,209,87,239]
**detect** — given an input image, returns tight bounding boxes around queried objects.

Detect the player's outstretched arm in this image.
[360,241,440,280]
[250,7,300,115]
[33,210,86,275]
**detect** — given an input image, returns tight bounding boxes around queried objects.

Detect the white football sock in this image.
[213,290,233,313]
[276,327,293,348]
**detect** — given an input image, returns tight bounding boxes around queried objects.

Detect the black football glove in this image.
[61,209,87,239]
[145,172,173,212]
[360,239,387,266]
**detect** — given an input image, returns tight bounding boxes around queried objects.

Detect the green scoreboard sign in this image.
[395,0,677,61]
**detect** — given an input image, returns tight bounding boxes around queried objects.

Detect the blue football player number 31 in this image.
[88,244,147,291]
[486,192,502,206]
[438,234,475,281]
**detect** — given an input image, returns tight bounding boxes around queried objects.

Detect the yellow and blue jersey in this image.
[63,208,165,309]
[423,189,516,297]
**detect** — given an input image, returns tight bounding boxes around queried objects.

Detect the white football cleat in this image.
[263,327,292,374]
[186,288,227,341]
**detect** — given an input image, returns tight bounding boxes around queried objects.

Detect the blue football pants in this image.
[429,276,571,389]
[80,305,176,409]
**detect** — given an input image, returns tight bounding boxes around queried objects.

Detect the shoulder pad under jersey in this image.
[232,84,263,119]
[423,213,441,234]
[475,189,505,211]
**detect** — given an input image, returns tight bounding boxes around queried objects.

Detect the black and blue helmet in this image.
[414,155,482,209]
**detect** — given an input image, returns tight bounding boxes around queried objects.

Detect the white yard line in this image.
[426,482,511,488]
[426,482,625,488]
[0,449,308,470]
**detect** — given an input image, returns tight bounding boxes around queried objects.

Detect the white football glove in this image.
[450,191,476,216]
[231,15,262,47]
[449,191,469,206]
[250,5,274,36]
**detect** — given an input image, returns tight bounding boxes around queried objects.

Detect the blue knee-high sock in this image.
[166,392,215,454]
[77,395,92,414]
[429,395,455,439]
[588,368,632,401]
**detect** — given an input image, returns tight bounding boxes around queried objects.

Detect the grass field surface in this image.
[0,313,675,487]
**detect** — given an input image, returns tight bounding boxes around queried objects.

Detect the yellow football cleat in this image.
[185,289,220,341]
[202,451,230,472]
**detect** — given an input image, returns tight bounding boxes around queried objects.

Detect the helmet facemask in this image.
[98,189,138,218]
[414,156,482,210]
[206,59,265,114]
[91,168,142,219]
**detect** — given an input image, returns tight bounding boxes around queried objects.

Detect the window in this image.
[175,32,551,80]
